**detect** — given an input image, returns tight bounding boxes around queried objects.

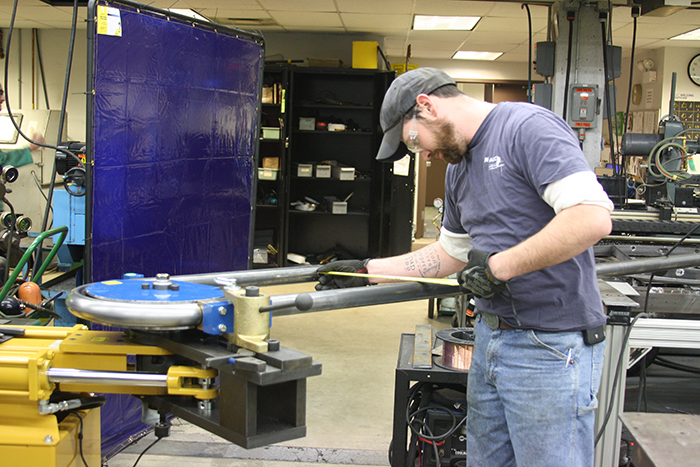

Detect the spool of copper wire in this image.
[436,328,474,371]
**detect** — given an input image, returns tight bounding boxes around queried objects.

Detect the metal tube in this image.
[170,265,320,287]
[604,235,700,244]
[266,254,700,315]
[47,367,168,387]
[66,285,203,330]
[595,252,700,277]
[262,282,461,316]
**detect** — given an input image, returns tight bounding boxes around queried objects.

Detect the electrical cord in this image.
[402,382,467,467]
[622,11,638,137]
[68,410,90,467]
[5,0,83,283]
[1,197,16,287]
[631,223,700,418]
[32,0,80,280]
[503,283,522,327]
[3,0,82,167]
[653,356,700,375]
[601,14,617,174]
[562,11,575,120]
[595,312,649,446]
[132,437,161,467]
[522,4,532,103]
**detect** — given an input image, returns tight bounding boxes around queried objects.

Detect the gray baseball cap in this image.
[376,67,456,161]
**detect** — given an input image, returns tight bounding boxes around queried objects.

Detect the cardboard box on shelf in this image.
[296,163,313,177]
[315,163,331,178]
[261,127,280,139]
[258,168,278,180]
[262,157,279,169]
[300,117,315,131]
[253,248,268,264]
[331,163,355,181]
[332,201,347,214]
[261,86,273,104]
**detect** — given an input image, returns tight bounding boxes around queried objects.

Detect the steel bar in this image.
[595,253,700,277]
[66,284,203,330]
[262,282,462,316]
[604,235,700,244]
[170,265,320,287]
[47,367,168,387]
[611,211,700,222]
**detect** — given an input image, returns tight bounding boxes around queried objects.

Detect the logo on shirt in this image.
[484,155,504,171]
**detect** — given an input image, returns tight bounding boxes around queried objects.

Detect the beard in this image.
[432,119,467,164]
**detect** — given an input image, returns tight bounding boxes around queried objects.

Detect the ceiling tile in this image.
[488,2,550,18]
[269,11,343,28]
[341,13,412,30]
[410,49,455,59]
[413,0,495,17]
[462,30,527,45]
[336,0,414,15]
[455,43,511,53]
[206,10,274,22]
[497,52,530,63]
[614,22,697,40]
[476,16,547,33]
[260,0,337,13]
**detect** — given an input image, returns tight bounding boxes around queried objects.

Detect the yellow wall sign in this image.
[97,5,122,37]
[391,63,419,76]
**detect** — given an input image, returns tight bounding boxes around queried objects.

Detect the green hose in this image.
[0,225,68,302]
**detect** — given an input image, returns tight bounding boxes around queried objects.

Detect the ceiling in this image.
[2,0,700,63]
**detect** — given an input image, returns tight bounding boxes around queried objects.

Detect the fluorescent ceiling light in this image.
[413,15,480,31]
[169,9,209,22]
[452,51,503,61]
[670,27,700,40]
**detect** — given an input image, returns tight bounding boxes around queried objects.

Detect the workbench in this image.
[620,413,700,467]
[391,332,468,467]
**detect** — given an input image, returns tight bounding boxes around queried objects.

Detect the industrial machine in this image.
[621,73,700,210]
[2,253,700,467]
[0,267,331,466]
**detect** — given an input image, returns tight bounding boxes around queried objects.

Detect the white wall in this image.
[2,28,87,144]
[617,46,700,126]
[661,47,700,111]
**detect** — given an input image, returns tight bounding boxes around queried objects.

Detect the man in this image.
[0,82,43,168]
[316,67,613,467]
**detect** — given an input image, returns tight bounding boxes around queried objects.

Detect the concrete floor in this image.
[105,278,454,467]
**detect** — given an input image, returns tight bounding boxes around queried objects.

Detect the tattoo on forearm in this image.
[404,248,441,277]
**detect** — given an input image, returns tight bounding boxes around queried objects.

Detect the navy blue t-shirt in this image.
[442,102,606,331]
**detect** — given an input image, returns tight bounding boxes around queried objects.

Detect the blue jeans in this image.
[466,314,605,467]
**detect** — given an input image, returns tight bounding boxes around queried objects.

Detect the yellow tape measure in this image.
[322,271,459,286]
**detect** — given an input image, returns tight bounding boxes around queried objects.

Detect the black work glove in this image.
[457,249,507,299]
[315,259,370,290]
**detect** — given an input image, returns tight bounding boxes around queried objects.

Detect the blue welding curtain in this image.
[89,1,263,283]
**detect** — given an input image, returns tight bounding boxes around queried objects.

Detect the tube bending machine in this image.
[3,255,700,467]
[0,268,330,467]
